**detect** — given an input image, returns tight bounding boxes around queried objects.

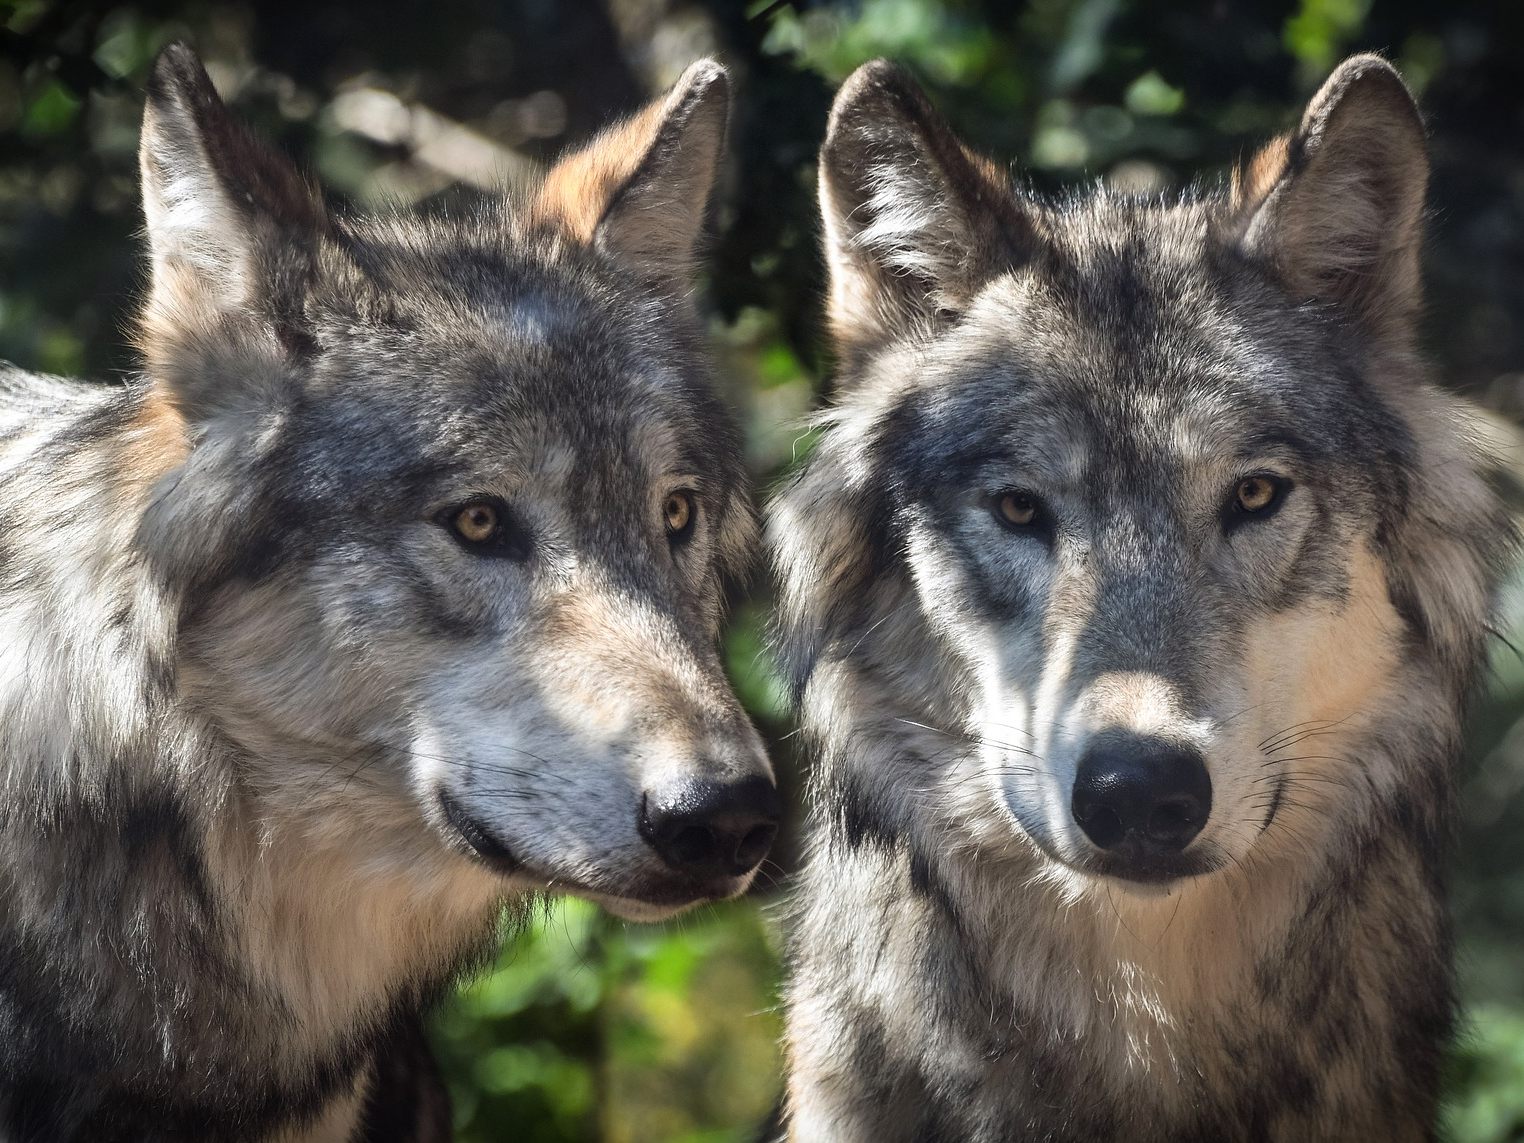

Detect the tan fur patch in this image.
[1082,672,1190,739]
[1286,544,1402,730]
[530,99,668,243]
[527,59,727,279]
[535,582,716,741]
[1241,542,1402,772]
[206,800,502,1066]
[1231,133,1290,211]
[120,385,189,482]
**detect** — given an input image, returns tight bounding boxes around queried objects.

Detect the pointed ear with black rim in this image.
[819,60,1029,367]
[1232,54,1428,339]
[138,42,328,418]
[532,59,730,286]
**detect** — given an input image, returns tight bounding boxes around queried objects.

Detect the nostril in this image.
[1076,804,1125,850]
[734,822,777,869]
[664,823,720,868]
[1148,796,1203,842]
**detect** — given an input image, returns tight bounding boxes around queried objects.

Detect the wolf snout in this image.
[639,775,781,880]
[1071,734,1212,867]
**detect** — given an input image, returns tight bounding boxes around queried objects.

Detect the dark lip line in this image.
[439,788,523,873]
[1011,809,1218,885]
[1259,770,1288,836]
[1089,861,1216,886]
[1079,839,1224,885]
[436,789,743,907]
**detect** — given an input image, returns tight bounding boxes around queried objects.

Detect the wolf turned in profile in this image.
[775,54,1511,1140]
[0,44,780,1142]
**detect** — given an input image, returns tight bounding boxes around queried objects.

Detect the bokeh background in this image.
[3,0,1523,1138]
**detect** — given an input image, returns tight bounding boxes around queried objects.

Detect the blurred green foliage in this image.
[2,0,1522,1138]
[431,900,783,1142]
[1449,1008,1524,1142]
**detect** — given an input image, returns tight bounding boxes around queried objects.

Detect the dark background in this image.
[3,1,1522,1138]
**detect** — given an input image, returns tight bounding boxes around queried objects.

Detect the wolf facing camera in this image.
[775,54,1511,1140]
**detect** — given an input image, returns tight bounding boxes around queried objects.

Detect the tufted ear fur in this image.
[138,42,328,420]
[531,58,729,287]
[818,60,1030,371]
[1231,54,1428,340]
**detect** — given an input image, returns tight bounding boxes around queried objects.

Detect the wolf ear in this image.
[1232,55,1427,337]
[139,43,328,417]
[532,59,729,285]
[819,60,1029,367]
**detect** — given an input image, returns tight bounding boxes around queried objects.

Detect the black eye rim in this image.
[990,488,1052,538]
[435,496,532,561]
[1224,472,1292,529]
[664,488,698,545]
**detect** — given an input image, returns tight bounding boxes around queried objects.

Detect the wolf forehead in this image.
[263,229,745,494]
[872,194,1417,503]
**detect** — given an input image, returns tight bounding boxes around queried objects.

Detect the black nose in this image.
[639,775,781,880]
[1071,736,1211,857]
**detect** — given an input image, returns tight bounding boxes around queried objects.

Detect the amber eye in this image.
[996,492,1038,528]
[453,502,499,543]
[664,491,694,536]
[1234,475,1283,516]
[438,497,530,560]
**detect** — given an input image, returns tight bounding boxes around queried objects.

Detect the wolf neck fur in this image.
[951,827,1376,1077]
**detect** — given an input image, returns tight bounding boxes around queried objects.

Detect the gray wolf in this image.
[0,43,777,1142]
[774,54,1510,1140]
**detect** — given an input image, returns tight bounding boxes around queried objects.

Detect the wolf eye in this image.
[664,491,695,538]
[439,498,530,559]
[995,492,1040,529]
[1228,475,1289,523]
[454,503,498,543]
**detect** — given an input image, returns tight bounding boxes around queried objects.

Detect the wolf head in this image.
[133,45,775,919]
[777,57,1508,894]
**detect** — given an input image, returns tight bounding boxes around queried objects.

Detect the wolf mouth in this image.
[1006,801,1221,886]
[438,788,746,910]
[1081,848,1223,886]
[1046,840,1220,887]
[1048,826,1224,885]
